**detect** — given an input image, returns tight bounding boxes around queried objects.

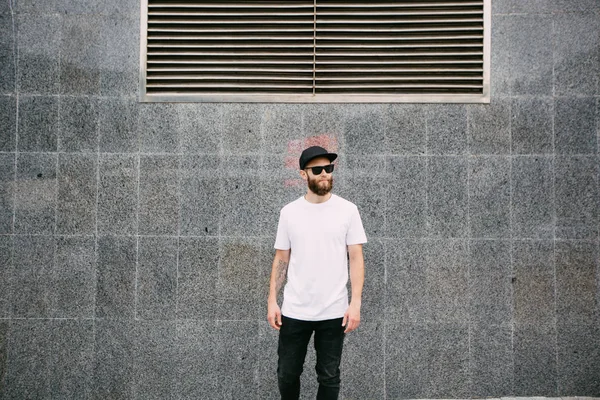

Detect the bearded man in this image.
[267,146,367,400]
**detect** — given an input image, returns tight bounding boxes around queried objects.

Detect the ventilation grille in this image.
[141,0,488,102]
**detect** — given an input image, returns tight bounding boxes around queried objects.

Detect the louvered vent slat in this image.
[149,2,314,8]
[141,0,489,101]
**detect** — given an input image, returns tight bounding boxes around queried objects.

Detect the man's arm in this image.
[267,249,290,330]
[343,244,364,333]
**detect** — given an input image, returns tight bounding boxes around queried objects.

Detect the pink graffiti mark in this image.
[283,179,303,188]
[284,135,339,187]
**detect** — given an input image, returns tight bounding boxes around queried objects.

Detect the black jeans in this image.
[277,315,345,400]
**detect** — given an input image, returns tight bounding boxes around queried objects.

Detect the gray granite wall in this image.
[0,0,599,398]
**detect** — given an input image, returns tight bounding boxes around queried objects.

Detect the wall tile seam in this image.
[4,151,599,158]
[597,113,600,246]
[174,155,182,319]
[365,237,593,242]
[215,152,265,158]
[146,152,263,157]
[159,152,595,158]
[51,19,62,235]
[134,149,140,322]
[12,8,140,16]
[492,12,577,16]
[551,14,560,392]
[5,234,599,242]
[0,316,97,321]
[553,170,560,397]
[255,148,264,324]
[551,95,600,100]
[509,154,584,158]
[0,233,98,238]
[597,241,600,333]
[553,238,600,244]
[10,0,18,237]
[382,156,389,240]
[4,318,279,323]
[464,112,478,390]
[510,238,558,242]
[466,109,472,240]
[382,237,387,399]
[466,238,474,396]
[597,98,600,158]
[513,320,559,330]
[9,10,67,17]
[125,234,273,240]
[0,316,359,323]
[508,170,516,394]
[508,95,598,99]
[50,158,59,330]
[92,110,100,329]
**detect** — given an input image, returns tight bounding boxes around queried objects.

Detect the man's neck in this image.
[304,191,332,204]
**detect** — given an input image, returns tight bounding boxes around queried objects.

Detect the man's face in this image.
[301,156,334,196]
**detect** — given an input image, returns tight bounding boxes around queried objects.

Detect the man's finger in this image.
[272,318,281,331]
[276,312,282,327]
[342,314,348,328]
[344,319,359,333]
[268,315,279,330]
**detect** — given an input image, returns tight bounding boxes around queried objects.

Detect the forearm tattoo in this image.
[275,259,288,294]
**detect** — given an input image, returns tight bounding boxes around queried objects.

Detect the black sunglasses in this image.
[304,164,335,175]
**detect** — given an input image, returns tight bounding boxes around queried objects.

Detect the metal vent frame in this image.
[139,0,491,103]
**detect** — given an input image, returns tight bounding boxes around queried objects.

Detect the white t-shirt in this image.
[274,194,367,321]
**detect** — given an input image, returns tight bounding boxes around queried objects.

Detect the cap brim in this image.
[325,153,337,163]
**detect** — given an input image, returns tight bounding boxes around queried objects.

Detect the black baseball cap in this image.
[299,146,337,170]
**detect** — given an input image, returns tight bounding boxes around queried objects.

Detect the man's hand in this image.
[267,249,290,330]
[342,302,361,333]
[268,302,283,330]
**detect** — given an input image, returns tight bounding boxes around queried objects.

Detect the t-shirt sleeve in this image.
[346,206,367,245]
[274,210,291,250]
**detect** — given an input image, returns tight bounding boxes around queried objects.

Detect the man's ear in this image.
[299,170,308,181]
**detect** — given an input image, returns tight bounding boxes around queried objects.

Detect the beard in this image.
[307,174,333,196]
